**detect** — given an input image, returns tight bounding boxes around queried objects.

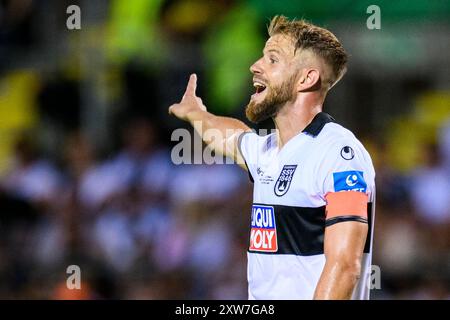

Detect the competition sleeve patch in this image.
[333,170,367,193]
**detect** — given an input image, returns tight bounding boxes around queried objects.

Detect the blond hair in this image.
[268,15,348,89]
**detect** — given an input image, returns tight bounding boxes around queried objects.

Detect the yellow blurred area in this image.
[386,91,450,172]
[0,71,39,175]
[164,0,217,34]
[105,0,166,66]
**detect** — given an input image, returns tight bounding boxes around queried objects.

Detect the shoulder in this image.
[319,122,360,144]
[319,123,371,158]
[313,122,375,177]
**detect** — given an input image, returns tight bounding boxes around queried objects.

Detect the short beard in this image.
[245,73,297,123]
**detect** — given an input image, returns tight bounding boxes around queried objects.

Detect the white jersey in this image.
[238,112,376,300]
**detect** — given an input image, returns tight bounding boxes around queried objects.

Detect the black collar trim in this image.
[302,112,335,137]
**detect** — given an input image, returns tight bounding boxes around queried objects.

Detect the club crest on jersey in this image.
[249,205,278,252]
[274,165,297,197]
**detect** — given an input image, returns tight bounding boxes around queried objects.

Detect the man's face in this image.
[246,34,299,123]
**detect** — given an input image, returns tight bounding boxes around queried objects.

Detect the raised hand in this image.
[168,74,207,122]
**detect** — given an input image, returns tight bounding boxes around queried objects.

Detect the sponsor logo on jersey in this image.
[274,165,297,196]
[333,170,367,192]
[249,205,278,252]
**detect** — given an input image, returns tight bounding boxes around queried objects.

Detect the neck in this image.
[273,92,324,149]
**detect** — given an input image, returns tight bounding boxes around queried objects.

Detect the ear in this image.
[297,68,321,92]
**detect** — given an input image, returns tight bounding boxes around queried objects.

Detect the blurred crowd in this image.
[0,119,251,299]
[0,0,449,299]
[372,122,450,299]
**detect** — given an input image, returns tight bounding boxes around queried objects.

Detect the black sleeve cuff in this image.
[237,131,250,161]
[237,131,254,183]
[325,215,368,227]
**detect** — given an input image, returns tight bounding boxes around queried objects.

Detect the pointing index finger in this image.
[184,73,197,97]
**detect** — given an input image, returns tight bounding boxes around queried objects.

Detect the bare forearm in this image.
[168,74,250,165]
[187,109,250,162]
[187,109,249,139]
[313,262,360,300]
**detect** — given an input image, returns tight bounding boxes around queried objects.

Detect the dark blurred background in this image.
[0,0,449,299]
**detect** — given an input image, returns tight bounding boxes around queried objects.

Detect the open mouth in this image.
[253,81,267,95]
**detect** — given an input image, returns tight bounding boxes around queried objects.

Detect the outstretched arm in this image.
[313,220,368,299]
[169,74,251,168]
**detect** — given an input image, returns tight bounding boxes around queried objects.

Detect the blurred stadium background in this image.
[0,0,449,299]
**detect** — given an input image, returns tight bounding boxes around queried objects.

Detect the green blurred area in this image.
[247,0,450,23]
[204,3,264,114]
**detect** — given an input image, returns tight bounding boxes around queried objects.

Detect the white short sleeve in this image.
[315,138,376,202]
[238,131,271,182]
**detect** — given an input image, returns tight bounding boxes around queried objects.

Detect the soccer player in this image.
[169,16,375,300]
